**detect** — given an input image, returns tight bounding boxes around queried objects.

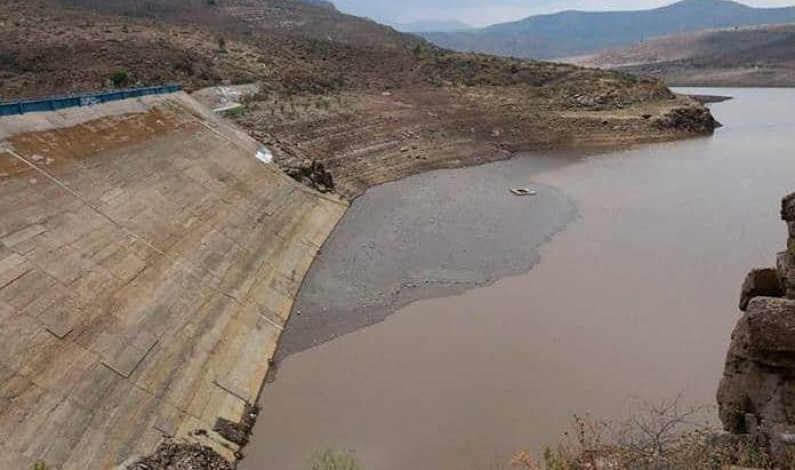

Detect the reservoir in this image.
[241,89,795,470]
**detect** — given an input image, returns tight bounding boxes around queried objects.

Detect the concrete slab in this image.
[0,93,347,469]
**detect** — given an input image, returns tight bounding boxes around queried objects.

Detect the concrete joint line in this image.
[44,323,74,339]
[302,239,322,251]
[213,378,249,404]
[295,184,349,207]
[258,311,284,331]
[5,148,171,261]
[0,267,32,291]
[199,121,236,146]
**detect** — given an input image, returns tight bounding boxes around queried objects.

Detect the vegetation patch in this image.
[111,70,131,87]
[219,105,246,119]
[309,449,361,470]
[502,399,790,470]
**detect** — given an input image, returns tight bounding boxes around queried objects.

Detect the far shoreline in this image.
[686,94,734,104]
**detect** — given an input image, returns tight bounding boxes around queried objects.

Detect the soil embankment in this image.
[233,86,717,199]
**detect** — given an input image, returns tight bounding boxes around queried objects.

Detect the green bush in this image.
[30,461,50,470]
[315,97,331,110]
[110,70,130,87]
[309,449,361,470]
[0,52,16,66]
[221,105,246,119]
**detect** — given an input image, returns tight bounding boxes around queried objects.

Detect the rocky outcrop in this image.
[127,442,234,470]
[279,157,335,194]
[654,106,720,133]
[718,191,795,463]
[740,268,784,311]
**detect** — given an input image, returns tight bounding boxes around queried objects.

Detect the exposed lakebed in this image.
[275,155,578,359]
[241,89,795,470]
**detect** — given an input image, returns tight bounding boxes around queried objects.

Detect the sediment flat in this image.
[276,155,577,359]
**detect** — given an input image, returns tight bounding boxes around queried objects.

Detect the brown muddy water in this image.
[241,89,795,470]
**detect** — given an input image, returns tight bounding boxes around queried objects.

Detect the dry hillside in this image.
[0,0,718,200]
[571,24,795,87]
[0,0,426,99]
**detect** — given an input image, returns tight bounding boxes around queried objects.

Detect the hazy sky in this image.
[332,0,795,27]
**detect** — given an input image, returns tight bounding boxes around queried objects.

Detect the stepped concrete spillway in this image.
[0,92,346,469]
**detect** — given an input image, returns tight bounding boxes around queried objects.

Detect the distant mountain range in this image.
[392,19,471,33]
[420,0,795,60]
[571,23,795,87]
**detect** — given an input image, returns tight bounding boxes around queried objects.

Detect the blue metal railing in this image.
[0,84,182,116]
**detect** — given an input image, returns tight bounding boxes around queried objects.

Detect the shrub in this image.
[309,449,361,470]
[221,105,246,119]
[110,70,130,87]
[218,37,227,52]
[505,397,790,470]
[315,97,331,110]
[0,52,16,67]
[30,462,50,470]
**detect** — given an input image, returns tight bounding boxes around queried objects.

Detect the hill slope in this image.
[393,20,472,33]
[420,0,795,60]
[573,24,795,87]
[0,0,429,99]
[0,0,718,195]
[0,1,720,468]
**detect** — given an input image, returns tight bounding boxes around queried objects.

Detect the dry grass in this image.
[505,398,790,470]
[299,399,795,470]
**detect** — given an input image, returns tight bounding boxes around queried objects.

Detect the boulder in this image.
[654,106,718,134]
[717,318,753,433]
[783,192,795,254]
[717,358,786,433]
[718,192,795,466]
[782,192,795,225]
[127,442,234,470]
[745,297,795,367]
[779,251,795,299]
[739,268,784,311]
[280,158,335,193]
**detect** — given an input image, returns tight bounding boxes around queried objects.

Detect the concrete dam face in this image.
[0,92,346,469]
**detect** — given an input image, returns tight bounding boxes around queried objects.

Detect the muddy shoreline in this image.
[688,94,734,104]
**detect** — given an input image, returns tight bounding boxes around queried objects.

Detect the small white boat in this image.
[510,188,538,196]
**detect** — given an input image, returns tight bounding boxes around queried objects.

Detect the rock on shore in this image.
[717,191,795,463]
